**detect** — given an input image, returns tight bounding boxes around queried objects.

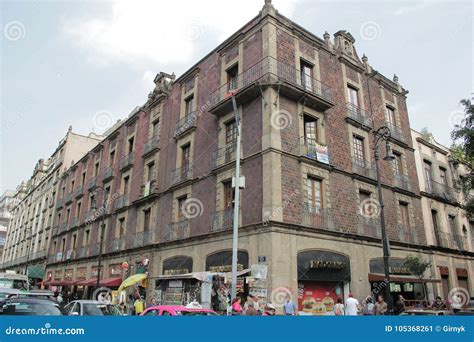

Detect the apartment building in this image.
[0,190,18,261]
[1,127,102,285]
[43,0,472,310]
[412,129,473,300]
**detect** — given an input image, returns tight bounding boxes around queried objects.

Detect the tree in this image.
[404,255,431,300]
[450,99,474,219]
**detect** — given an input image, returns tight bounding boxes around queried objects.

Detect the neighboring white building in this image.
[0,127,103,285]
[0,190,18,262]
[411,129,473,300]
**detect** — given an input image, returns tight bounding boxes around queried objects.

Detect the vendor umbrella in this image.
[118,273,148,292]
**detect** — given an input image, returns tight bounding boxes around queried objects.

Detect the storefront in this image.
[297,250,351,315]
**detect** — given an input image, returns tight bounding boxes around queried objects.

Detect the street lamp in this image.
[23,227,32,281]
[92,186,108,292]
[373,125,395,315]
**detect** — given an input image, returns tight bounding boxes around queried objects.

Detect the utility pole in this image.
[94,186,107,292]
[230,95,241,301]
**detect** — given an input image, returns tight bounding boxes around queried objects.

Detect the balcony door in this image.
[300,61,313,92]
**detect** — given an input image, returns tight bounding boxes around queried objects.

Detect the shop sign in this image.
[369,258,413,276]
[310,260,344,270]
[205,250,249,272]
[163,256,193,276]
[209,264,244,273]
[298,250,351,282]
[169,280,183,288]
[92,266,103,277]
[389,266,411,275]
[163,269,189,276]
[54,270,62,280]
[64,269,74,280]
[76,268,87,280]
[109,264,122,277]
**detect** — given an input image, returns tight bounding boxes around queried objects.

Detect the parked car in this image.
[454,308,474,316]
[0,288,21,300]
[400,309,452,316]
[0,298,66,315]
[64,300,123,316]
[141,304,218,316]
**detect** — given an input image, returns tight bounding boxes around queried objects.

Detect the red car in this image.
[141,305,219,316]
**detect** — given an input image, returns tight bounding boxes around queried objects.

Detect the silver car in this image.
[64,300,122,316]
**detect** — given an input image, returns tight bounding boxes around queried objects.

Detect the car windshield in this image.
[0,279,28,290]
[0,302,63,315]
[82,304,121,316]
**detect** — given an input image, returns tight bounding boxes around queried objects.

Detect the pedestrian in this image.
[263,303,276,316]
[431,296,446,309]
[231,297,243,315]
[56,292,63,304]
[243,295,260,315]
[134,296,145,315]
[334,297,345,316]
[345,293,359,316]
[283,294,298,316]
[362,296,374,315]
[394,295,405,315]
[374,295,388,315]
[148,297,157,308]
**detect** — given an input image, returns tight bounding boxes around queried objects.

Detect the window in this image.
[123,176,130,195]
[177,197,187,221]
[227,65,238,92]
[306,177,323,210]
[393,152,403,175]
[424,161,432,191]
[185,96,194,115]
[66,208,71,222]
[62,186,66,197]
[448,215,457,235]
[225,120,237,146]
[147,162,155,182]
[353,135,365,162]
[94,162,100,176]
[89,194,95,210]
[128,137,134,154]
[359,190,372,216]
[81,172,86,186]
[152,120,160,138]
[76,202,82,218]
[118,218,125,237]
[72,234,77,250]
[399,202,410,226]
[347,85,359,107]
[143,209,151,231]
[386,106,396,126]
[181,144,191,169]
[109,151,115,167]
[431,210,440,245]
[84,229,90,245]
[439,168,448,186]
[300,60,313,91]
[223,181,235,210]
[61,238,66,254]
[304,115,318,146]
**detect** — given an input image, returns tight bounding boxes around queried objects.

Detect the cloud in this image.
[394,1,433,16]
[63,0,297,68]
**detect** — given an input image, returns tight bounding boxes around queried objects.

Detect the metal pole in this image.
[230,95,241,301]
[95,221,105,291]
[374,129,394,315]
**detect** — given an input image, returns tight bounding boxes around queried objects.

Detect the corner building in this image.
[44,1,473,311]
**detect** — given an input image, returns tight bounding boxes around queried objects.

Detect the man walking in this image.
[283,294,298,316]
[345,293,359,316]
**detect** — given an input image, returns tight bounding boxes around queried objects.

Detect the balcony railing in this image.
[102,167,114,182]
[425,180,458,203]
[438,232,467,250]
[109,237,125,252]
[346,103,372,128]
[398,225,418,244]
[299,138,330,164]
[352,157,376,179]
[211,209,234,232]
[115,195,129,211]
[120,153,134,171]
[212,143,237,169]
[357,214,382,238]
[394,173,411,191]
[386,122,405,143]
[131,230,153,248]
[174,112,197,138]
[208,57,333,114]
[165,220,190,242]
[301,205,334,231]
[88,177,97,190]
[170,164,192,186]
[140,180,158,198]
[143,136,160,156]
[64,193,73,205]
[74,187,84,199]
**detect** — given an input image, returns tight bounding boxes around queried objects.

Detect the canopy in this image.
[100,277,122,287]
[118,273,147,292]
[368,274,441,283]
[75,277,98,287]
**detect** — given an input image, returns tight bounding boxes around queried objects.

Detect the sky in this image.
[0,0,472,193]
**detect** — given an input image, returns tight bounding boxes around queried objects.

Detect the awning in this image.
[156,272,212,282]
[220,269,251,280]
[368,274,441,283]
[99,277,122,287]
[75,277,98,286]
[44,280,76,286]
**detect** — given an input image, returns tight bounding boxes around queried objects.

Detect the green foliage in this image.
[403,255,431,279]
[420,127,432,141]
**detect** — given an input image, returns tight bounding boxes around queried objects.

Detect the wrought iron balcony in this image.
[211,209,234,232]
[357,214,382,238]
[208,57,333,115]
[174,112,197,138]
[352,157,376,179]
[140,180,158,198]
[131,230,153,248]
[438,232,467,250]
[170,164,192,187]
[301,205,334,231]
[102,166,114,182]
[300,138,330,164]
[114,194,129,211]
[386,122,405,143]
[394,173,411,191]
[212,143,237,169]
[346,103,372,128]
[74,187,84,199]
[88,177,97,190]
[425,180,458,203]
[165,220,190,242]
[120,153,135,171]
[398,225,418,244]
[143,136,160,156]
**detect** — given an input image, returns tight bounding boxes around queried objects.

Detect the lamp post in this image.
[373,125,395,315]
[92,186,108,291]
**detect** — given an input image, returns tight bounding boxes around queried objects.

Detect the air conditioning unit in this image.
[143,181,151,197]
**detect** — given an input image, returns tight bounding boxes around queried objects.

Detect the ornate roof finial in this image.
[323,31,330,40]
[362,54,368,63]
[265,0,272,5]
[68,125,72,132]
[262,0,275,15]
[393,74,399,83]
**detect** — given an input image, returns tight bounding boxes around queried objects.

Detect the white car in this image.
[64,300,122,316]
